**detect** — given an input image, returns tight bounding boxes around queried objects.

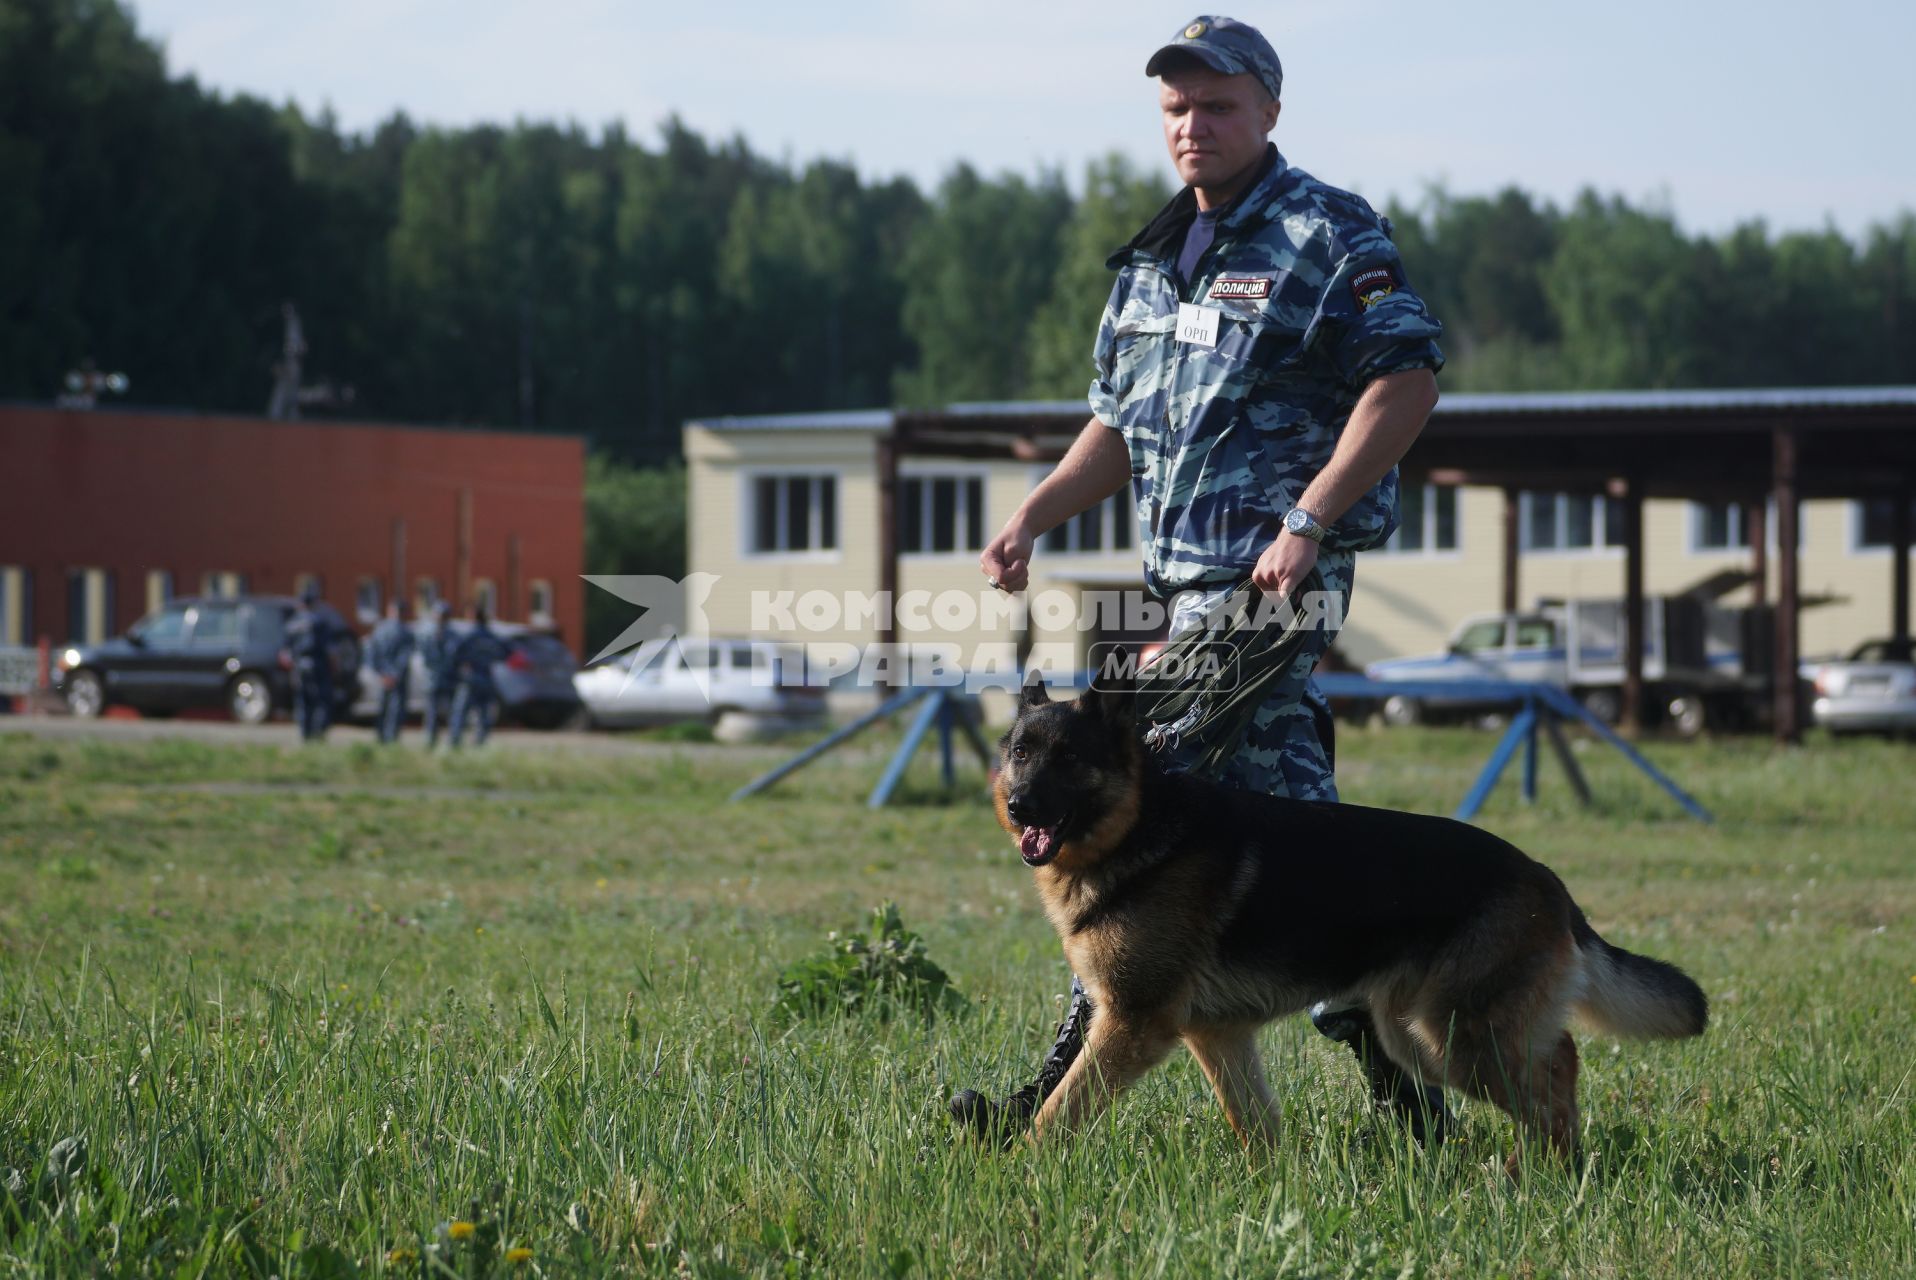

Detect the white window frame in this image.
[355,577,383,623]
[1518,491,1624,558]
[145,569,174,615]
[473,578,498,615]
[1687,498,1800,555]
[1375,483,1462,557]
[739,468,842,562]
[528,579,554,623]
[899,466,990,558]
[1848,497,1916,555]
[414,577,441,614]
[1030,467,1136,557]
[201,571,246,599]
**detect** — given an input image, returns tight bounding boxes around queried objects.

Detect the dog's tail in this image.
[1571,911,1707,1040]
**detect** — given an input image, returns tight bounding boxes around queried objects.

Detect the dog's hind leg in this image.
[1030,1010,1178,1144]
[1183,1024,1281,1152]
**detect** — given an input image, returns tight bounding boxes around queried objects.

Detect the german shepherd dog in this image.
[994,668,1707,1173]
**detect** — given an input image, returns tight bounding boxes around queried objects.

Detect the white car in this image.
[1807,638,1916,736]
[573,637,825,729]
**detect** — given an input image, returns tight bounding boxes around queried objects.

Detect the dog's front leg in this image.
[1029,1010,1178,1143]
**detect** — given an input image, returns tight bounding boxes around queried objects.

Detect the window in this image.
[132,605,190,649]
[1378,484,1459,554]
[473,578,497,615]
[187,601,245,649]
[145,570,174,614]
[1854,497,1916,550]
[356,577,383,623]
[1689,501,1753,552]
[749,474,838,554]
[66,568,116,645]
[293,572,323,601]
[900,474,986,554]
[1042,485,1135,555]
[1513,618,1556,651]
[1520,492,1622,552]
[1452,619,1507,654]
[201,571,246,599]
[415,577,441,615]
[528,579,554,622]
[0,567,31,646]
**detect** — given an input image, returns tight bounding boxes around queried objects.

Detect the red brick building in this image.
[0,406,584,650]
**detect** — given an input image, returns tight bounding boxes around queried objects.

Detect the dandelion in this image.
[506,1246,534,1264]
[595,878,608,889]
[475,926,486,936]
[447,1220,476,1241]
[386,1246,418,1265]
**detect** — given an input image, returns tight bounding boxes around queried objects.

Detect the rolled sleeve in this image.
[1319,228,1446,388]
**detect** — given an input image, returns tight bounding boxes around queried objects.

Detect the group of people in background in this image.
[286,584,510,746]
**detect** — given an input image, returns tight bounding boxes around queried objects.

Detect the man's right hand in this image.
[981,521,1035,593]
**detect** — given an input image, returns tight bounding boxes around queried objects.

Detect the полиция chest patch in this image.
[1208,277,1273,301]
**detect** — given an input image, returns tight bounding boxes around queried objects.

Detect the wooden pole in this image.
[876,429,900,695]
[1892,483,1912,650]
[1621,477,1646,733]
[1772,427,1801,744]
[1501,486,1521,615]
[1745,500,1768,607]
[456,488,474,615]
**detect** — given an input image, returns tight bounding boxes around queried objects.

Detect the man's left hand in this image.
[1251,531,1319,604]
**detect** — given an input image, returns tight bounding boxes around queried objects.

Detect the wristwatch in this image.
[1283,506,1328,543]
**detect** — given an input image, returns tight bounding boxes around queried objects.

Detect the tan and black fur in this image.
[994,670,1707,1174]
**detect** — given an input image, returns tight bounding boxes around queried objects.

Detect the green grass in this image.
[0,725,1911,1277]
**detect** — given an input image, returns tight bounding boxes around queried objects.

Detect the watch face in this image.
[1285,509,1307,533]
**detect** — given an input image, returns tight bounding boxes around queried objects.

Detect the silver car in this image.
[573,636,824,729]
[1809,638,1916,736]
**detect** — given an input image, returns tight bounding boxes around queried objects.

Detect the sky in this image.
[132,0,1916,240]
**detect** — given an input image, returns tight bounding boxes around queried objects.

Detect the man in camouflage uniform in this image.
[951,15,1449,1144]
[422,602,459,748]
[286,582,336,743]
[449,605,511,748]
[368,599,415,745]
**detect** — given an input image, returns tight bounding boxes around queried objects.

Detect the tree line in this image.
[5,0,1914,468]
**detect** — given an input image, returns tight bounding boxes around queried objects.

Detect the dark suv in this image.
[58,595,360,724]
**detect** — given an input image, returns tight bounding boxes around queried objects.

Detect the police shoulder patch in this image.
[1349,264,1400,311]
[1209,276,1272,301]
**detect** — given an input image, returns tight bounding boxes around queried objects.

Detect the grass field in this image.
[0,723,1911,1277]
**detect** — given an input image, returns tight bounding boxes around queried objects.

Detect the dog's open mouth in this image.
[1018,816,1069,867]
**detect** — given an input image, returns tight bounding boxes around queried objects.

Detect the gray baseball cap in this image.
[1145,15,1283,101]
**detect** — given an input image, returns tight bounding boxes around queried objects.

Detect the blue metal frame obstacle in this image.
[729,686,994,809]
[1312,674,1712,822]
[731,674,1711,823]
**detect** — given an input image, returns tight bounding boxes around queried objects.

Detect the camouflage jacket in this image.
[1088,145,1444,596]
[367,619,415,680]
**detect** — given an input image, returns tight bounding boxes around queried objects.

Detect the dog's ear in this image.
[1018,668,1050,711]
[1083,646,1136,726]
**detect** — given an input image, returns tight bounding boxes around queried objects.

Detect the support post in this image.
[1745,500,1768,607]
[456,487,474,615]
[1501,486,1521,615]
[1620,478,1646,733]
[1772,426,1802,744]
[876,430,900,697]
[1892,482,1912,650]
[391,517,408,612]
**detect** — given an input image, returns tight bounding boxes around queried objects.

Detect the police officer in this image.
[954,16,1450,1144]
[286,582,336,742]
[449,605,511,748]
[368,599,415,745]
[422,602,459,748]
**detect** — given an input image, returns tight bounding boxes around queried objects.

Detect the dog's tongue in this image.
[1020,825,1058,862]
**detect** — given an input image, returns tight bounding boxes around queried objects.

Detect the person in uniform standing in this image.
[368,599,415,745]
[286,583,336,743]
[952,15,1451,1145]
[422,602,459,748]
[450,605,511,748]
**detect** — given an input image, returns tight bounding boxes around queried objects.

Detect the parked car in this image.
[573,636,825,729]
[1807,637,1916,736]
[57,595,359,724]
[347,620,582,730]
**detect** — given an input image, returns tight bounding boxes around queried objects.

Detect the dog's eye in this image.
[1011,745,1026,761]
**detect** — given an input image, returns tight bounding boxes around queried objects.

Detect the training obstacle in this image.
[729,685,995,809]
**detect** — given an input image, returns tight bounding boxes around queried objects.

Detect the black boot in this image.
[1310,1003,1451,1147]
[949,981,1093,1146]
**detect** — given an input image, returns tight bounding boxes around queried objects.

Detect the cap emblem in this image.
[1183,21,1206,38]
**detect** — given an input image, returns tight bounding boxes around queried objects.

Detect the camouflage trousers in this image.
[1159,547,1355,802]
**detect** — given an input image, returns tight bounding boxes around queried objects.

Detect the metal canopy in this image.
[696,386,1916,743]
